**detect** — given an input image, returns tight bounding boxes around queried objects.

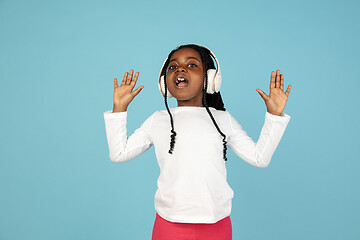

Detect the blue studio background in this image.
[1,0,359,239]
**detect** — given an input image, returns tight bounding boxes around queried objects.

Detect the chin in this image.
[168,90,189,98]
[174,93,204,102]
[167,85,203,100]
[170,93,190,101]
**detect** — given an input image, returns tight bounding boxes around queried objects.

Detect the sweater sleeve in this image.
[103,110,154,163]
[227,111,291,168]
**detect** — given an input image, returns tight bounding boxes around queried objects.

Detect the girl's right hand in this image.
[113,69,144,111]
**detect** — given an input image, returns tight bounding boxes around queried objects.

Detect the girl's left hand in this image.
[256,70,292,116]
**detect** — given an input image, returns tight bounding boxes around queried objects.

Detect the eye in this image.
[168,63,198,70]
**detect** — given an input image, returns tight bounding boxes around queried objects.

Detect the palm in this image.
[113,69,144,107]
[256,70,291,116]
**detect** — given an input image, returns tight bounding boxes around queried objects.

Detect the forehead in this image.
[170,48,202,62]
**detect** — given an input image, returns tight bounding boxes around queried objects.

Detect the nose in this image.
[176,65,186,72]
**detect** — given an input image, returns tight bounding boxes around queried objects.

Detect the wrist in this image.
[267,110,281,116]
[113,104,127,112]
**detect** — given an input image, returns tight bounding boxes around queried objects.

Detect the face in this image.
[165,48,205,107]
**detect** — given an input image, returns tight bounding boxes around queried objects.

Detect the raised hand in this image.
[256,70,291,116]
[113,69,144,112]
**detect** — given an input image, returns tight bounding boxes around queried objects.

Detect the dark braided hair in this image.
[161,44,228,161]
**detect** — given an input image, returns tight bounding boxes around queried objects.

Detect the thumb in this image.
[132,86,144,96]
[256,89,268,102]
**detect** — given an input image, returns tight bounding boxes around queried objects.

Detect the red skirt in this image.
[152,213,232,240]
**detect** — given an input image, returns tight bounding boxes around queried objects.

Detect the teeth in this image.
[176,77,187,84]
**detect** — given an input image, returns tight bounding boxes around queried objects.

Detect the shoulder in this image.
[210,107,232,120]
[139,110,160,127]
[146,109,170,123]
[154,109,169,118]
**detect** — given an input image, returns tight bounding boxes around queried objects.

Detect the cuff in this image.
[103,110,127,118]
[265,111,291,122]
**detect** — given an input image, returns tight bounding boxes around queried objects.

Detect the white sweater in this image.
[103,106,291,223]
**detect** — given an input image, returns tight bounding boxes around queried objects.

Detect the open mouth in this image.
[175,76,189,88]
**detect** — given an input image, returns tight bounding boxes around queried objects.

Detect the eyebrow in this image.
[169,57,200,63]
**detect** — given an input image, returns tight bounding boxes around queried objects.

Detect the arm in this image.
[227,111,291,168]
[103,110,154,163]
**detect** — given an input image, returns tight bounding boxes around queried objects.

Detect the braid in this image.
[163,73,177,154]
[205,92,226,111]
[198,51,228,162]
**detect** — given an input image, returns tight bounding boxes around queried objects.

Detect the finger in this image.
[114,78,118,88]
[132,85,144,96]
[280,74,284,91]
[122,72,128,85]
[270,71,275,89]
[285,85,292,96]
[275,70,280,88]
[131,72,140,85]
[256,89,269,102]
[126,69,134,84]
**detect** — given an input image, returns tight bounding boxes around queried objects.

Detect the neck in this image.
[176,91,204,107]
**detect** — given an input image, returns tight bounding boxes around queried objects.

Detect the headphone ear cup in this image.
[159,75,173,98]
[214,68,222,93]
[206,69,216,94]
[205,69,221,94]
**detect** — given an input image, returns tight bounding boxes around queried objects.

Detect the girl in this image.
[103,44,291,240]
